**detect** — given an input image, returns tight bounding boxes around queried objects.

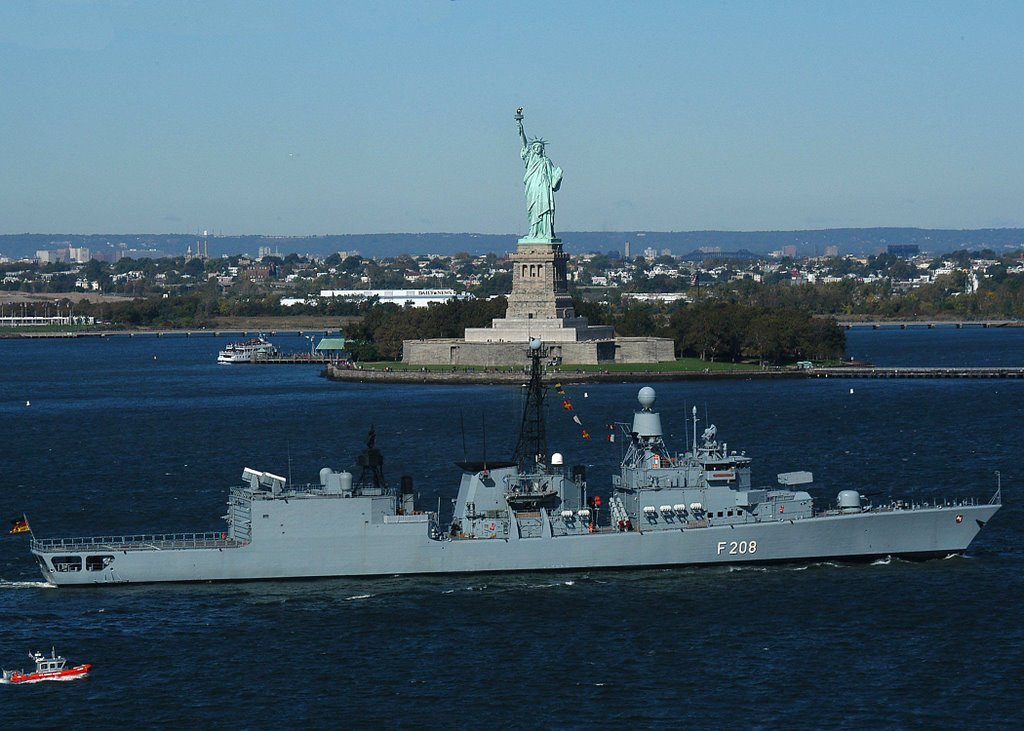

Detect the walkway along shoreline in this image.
[320,364,1024,385]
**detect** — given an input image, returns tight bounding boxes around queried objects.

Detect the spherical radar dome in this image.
[638,386,656,409]
[530,338,542,350]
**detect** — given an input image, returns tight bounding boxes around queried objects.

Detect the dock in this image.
[811,367,1024,379]
[835,320,1021,329]
[253,353,331,364]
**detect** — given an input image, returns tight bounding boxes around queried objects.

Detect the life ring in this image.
[489,522,495,530]
[955,514,963,524]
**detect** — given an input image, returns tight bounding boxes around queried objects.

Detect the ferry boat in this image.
[1,649,91,684]
[216,336,278,364]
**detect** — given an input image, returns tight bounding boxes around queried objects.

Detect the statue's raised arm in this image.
[516,107,528,150]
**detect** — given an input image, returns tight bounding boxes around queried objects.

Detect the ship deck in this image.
[31,532,247,553]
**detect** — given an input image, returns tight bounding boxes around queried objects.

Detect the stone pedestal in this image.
[464,237,613,343]
[402,236,673,365]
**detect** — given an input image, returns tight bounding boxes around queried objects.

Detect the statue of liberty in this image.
[516,108,562,241]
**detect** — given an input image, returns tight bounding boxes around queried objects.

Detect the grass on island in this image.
[354,357,768,373]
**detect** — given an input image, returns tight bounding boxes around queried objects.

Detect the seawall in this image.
[321,365,805,385]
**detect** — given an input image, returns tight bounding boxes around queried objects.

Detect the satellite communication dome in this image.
[637,387,656,410]
[551,452,563,465]
[529,337,542,350]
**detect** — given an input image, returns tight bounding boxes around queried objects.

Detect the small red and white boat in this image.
[1,648,91,684]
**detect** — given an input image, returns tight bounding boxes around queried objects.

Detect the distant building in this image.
[93,248,124,263]
[824,245,839,257]
[317,288,465,308]
[0,314,95,327]
[782,245,798,258]
[68,247,90,263]
[887,244,920,257]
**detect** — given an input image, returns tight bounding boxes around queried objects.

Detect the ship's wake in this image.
[0,580,55,590]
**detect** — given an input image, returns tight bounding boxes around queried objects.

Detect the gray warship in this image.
[30,340,1001,586]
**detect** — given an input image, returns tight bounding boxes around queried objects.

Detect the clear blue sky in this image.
[1,0,1021,236]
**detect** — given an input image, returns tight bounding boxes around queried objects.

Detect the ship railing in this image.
[30,532,244,552]
[813,496,984,517]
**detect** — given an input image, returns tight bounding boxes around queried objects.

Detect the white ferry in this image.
[216,336,278,364]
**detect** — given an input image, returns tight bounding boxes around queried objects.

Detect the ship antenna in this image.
[692,405,698,455]
[683,402,689,454]
[460,410,467,461]
[482,413,488,472]
[287,441,293,486]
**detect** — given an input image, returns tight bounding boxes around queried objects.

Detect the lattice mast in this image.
[513,339,547,469]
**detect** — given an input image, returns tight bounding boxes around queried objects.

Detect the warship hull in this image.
[31,501,998,586]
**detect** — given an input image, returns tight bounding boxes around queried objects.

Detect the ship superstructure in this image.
[30,342,1000,586]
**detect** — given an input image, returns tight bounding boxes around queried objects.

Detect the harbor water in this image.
[0,329,1021,728]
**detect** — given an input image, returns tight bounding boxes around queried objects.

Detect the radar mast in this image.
[513,338,547,469]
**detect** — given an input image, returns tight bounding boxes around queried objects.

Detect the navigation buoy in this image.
[849,388,854,394]
[25,400,30,407]
[583,392,588,398]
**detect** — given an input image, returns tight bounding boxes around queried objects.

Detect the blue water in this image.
[0,331,1021,728]
[845,326,1024,367]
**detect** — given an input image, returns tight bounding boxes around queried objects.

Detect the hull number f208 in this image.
[717,540,757,556]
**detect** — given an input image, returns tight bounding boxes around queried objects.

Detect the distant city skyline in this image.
[1,1,1022,236]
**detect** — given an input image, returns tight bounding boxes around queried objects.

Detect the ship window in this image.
[85,555,114,571]
[51,556,82,572]
[717,511,724,518]
[727,511,734,517]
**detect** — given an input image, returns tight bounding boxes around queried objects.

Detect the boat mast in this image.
[513,338,547,470]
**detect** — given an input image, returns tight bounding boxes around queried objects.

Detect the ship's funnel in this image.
[631,387,662,437]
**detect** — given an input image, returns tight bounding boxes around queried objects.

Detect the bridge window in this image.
[51,556,82,572]
[86,555,114,571]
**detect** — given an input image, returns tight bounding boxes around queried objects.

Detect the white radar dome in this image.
[529,338,542,350]
[551,452,564,465]
[637,387,656,410]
